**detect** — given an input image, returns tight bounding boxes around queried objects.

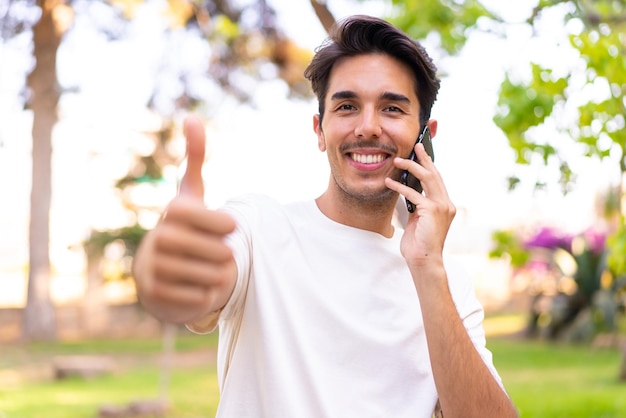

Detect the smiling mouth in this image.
[349,153,388,164]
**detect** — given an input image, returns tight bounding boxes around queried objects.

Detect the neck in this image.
[315,189,397,238]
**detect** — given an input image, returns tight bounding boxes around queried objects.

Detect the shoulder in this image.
[223,193,279,210]
[219,194,279,220]
[220,194,314,229]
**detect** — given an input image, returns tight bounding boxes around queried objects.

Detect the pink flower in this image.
[582,227,607,254]
[524,227,573,251]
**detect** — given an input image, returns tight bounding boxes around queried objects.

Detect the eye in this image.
[336,103,356,111]
[384,105,404,113]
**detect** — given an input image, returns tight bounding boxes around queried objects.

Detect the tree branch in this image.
[310,0,336,34]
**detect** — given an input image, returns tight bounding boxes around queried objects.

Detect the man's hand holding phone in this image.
[133,117,237,325]
[385,123,456,266]
[400,125,434,213]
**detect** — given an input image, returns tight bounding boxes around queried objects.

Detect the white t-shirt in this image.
[188,194,500,418]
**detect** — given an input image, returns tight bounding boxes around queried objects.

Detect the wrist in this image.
[408,259,449,295]
[406,252,445,273]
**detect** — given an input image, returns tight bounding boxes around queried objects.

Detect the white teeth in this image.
[351,153,385,164]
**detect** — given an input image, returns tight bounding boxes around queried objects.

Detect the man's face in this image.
[314,53,422,205]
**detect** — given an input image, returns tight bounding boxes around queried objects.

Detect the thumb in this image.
[179,116,206,200]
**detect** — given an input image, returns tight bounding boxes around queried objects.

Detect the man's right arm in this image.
[132,117,238,325]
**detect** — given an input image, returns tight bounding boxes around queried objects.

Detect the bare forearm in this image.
[413,263,518,417]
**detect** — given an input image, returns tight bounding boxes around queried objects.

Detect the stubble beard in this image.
[330,168,401,215]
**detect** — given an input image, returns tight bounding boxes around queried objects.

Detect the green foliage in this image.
[571,26,626,167]
[494,64,568,166]
[501,1,626,190]
[384,0,494,54]
[489,229,530,268]
[383,0,626,193]
[607,220,626,277]
[213,14,240,40]
[84,223,148,260]
[572,238,605,299]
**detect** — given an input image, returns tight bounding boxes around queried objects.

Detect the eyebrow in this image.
[330,90,358,101]
[330,90,412,104]
[380,91,411,104]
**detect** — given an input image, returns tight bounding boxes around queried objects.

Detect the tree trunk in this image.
[81,250,110,337]
[22,0,66,341]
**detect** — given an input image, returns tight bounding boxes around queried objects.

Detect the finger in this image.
[179,116,206,200]
[153,253,234,292]
[393,156,428,180]
[414,143,434,166]
[150,276,206,305]
[164,198,237,235]
[155,221,234,261]
[395,150,443,199]
[413,146,449,198]
[385,176,425,208]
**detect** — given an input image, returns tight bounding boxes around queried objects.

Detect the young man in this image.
[133,15,518,418]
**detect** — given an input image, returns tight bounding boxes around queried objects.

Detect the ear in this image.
[313,114,326,152]
[426,119,438,138]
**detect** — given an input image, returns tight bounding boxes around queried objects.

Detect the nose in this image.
[354,109,382,138]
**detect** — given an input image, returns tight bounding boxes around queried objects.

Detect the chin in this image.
[349,186,397,205]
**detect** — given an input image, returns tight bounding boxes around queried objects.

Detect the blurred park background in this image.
[1,0,625,417]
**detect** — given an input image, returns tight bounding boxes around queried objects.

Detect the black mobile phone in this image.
[400,125,434,213]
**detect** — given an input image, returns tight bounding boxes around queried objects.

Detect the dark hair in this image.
[304,15,440,127]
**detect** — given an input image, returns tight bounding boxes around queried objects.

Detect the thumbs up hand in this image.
[133,116,237,325]
[179,116,206,199]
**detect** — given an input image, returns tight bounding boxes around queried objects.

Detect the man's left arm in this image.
[412,261,518,418]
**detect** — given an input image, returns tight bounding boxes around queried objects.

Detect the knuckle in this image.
[216,211,237,233]
[152,226,174,249]
[164,198,186,217]
[219,244,234,261]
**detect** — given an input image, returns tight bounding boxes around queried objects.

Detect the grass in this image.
[1,367,220,418]
[1,325,625,417]
[0,331,221,418]
[489,338,626,418]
